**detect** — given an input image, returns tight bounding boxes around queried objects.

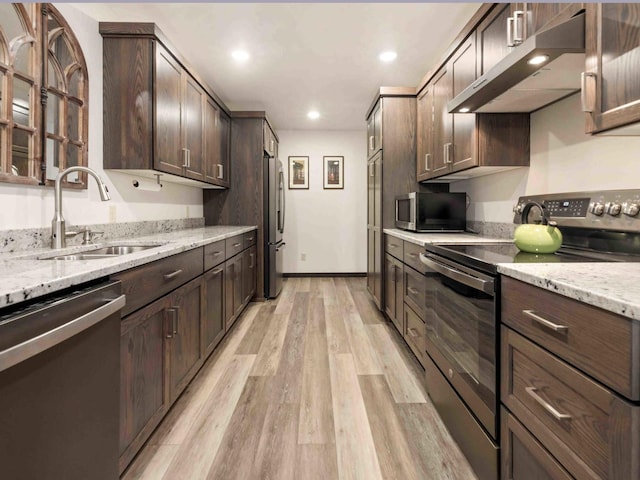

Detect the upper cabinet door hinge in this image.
[40,87,48,106]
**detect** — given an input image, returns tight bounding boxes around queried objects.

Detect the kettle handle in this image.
[521,201,556,226]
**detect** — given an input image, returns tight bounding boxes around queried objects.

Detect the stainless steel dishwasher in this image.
[0,280,125,480]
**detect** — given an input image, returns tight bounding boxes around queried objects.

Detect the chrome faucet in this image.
[51,166,111,249]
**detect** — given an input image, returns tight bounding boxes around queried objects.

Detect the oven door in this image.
[419,252,497,438]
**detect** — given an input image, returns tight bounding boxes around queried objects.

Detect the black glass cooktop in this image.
[425,243,603,275]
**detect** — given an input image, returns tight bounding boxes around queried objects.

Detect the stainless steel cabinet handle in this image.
[525,387,572,421]
[407,253,417,258]
[187,149,191,168]
[181,148,189,168]
[212,251,223,257]
[407,328,419,338]
[369,164,374,177]
[522,310,568,333]
[250,253,254,268]
[507,16,515,47]
[232,242,242,248]
[407,287,419,295]
[425,153,431,172]
[217,164,224,179]
[389,243,397,249]
[444,143,453,164]
[513,10,524,44]
[212,268,223,275]
[369,136,374,151]
[163,269,183,281]
[172,307,180,336]
[581,72,597,113]
[0,294,126,373]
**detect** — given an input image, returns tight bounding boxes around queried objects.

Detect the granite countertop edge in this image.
[382,228,508,246]
[0,225,257,309]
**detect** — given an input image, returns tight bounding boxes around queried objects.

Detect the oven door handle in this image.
[419,253,494,294]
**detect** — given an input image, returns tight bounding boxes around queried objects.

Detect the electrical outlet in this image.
[301,253,306,261]
[108,205,117,223]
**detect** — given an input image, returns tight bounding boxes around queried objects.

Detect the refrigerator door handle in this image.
[278,169,286,234]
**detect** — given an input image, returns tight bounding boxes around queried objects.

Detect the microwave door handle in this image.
[410,198,416,229]
[419,253,494,294]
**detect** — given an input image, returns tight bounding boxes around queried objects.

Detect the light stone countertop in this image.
[0,225,256,309]
[497,263,640,321]
[383,228,508,246]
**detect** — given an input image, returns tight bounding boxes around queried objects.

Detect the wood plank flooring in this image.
[123,277,478,480]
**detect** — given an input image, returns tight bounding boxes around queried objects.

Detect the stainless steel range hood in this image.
[447,12,585,114]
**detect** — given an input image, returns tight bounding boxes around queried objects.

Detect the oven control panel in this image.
[513,189,640,232]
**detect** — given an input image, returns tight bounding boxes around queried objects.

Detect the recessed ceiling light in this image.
[379,51,397,62]
[459,107,470,113]
[527,54,549,66]
[231,50,250,62]
[307,111,320,120]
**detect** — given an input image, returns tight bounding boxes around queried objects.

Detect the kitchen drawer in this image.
[243,230,257,249]
[404,304,426,367]
[403,265,426,321]
[204,240,225,271]
[501,276,639,400]
[384,235,403,260]
[502,326,640,480]
[113,248,204,317]
[225,234,244,259]
[403,241,426,274]
[501,408,573,480]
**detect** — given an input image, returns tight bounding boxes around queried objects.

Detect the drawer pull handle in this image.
[247,237,254,242]
[211,251,223,256]
[407,287,419,295]
[407,253,417,258]
[163,269,183,281]
[212,268,223,275]
[407,328,419,338]
[232,243,242,248]
[389,244,397,248]
[525,387,572,422]
[523,310,568,333]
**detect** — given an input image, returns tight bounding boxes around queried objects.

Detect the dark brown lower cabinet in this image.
[119,296,168,472]
[167,277,203,403]
[202,265,225,357]
[501,409,573,480]
[384,253,404,333]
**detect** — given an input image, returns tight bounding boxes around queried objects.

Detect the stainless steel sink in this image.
[42,244,161,260]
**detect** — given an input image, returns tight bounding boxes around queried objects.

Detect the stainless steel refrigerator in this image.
[264,156,286,298]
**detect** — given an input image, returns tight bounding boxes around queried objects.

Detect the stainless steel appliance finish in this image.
[0,280,124,480]
[447,12,585,114]
[265,156,286,298]
[419,188,640,480]
[395,192,466,232]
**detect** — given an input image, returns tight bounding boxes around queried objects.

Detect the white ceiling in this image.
[73,3,481,131]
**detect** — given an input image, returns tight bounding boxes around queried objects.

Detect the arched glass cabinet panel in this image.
[0,3,88,188]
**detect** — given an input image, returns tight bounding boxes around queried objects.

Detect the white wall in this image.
[0,4,203,230]
[278,130,367,274]
[451,94,640,223]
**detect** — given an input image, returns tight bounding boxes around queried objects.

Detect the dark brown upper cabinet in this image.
[417,32,529,182]
[100,23,230,188]
[584,3,640,134]
[0,4,88,188]
[367,101,383,159]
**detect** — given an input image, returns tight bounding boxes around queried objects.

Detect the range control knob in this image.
[513,203,525,214]
[606,202,622,216]
[589,201,605,216]
[622,202,640,217]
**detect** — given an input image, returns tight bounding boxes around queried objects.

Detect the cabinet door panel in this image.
[416,86,434,180]
[233,255,243,317]
[119,297,167,463]
[373,102,383,151]
[218,112,230,185]
[450,35,477,172]
[204,96,220,184]
[167,277,203,403]
[478,3,512,75]
[154,45,183,176]
[431,67,452,177]
[203,266,225,356]
[183,75,205,181]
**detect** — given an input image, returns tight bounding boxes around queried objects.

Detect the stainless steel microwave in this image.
[395,192,466,232]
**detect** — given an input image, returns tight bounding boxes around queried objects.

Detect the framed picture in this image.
[288,156,309,189]
[323,156,344,189]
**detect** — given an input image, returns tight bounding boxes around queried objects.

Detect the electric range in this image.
[417,189,640,480]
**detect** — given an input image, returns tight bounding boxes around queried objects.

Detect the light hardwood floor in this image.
[122,277,478,480]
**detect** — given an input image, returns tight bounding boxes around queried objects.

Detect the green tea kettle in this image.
[514,201,563,254]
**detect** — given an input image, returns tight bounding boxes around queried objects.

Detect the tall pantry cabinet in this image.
[366,89,417,309]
